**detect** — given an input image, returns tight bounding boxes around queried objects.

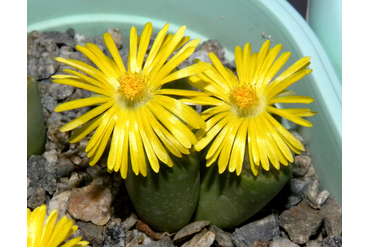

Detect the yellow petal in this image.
[47,216,74,247]
[103,32,126,74]
[61,69,113,92]
[143,106,186,157]
[158,62,212,88]
[155,88,209,97]
[69,113,105,143]
[206,114,237,159]
[128,26,138,73]
[234,46,244,83]
[52,78,110,97]
[180,97,224,106]
[147,101,196,148]
[147,25,186,82]
[28,205,47,247]
[107,109,126,171]
[55,96,110,112]
[209,52,235,88]
[261,111,292,164]
[136,22,153,70]
[87,111,116,166]
[60,99,114,132]
[262,52,291,89]
[218,117,243,173]
[255,43,282,93]
[153,95,206,129]
[269,95,314,105]
[248,119,260,166]
[251,40,271,84]
[240,43,252,84]
[194,111,229,151]
[76,44,118,78]
[264,111,305,152]
[39,209,58,246]
[60,236,83,247]
[86,105,116,153]
[128,111,147,176]
[142,23,169,76]
[266,106,313,127]
[188,73,230,102]
[244,52,256,85]
[266,69,312,101]
[229,118,248,174]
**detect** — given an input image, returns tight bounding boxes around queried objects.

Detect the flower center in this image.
[231,85,263,117]
[117,72,149,107]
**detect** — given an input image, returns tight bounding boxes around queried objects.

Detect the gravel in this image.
[27,28,342,247]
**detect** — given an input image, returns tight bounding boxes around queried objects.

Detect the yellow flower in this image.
[27,205,89,247]
[52,22,210,178]
[186,40,316,176]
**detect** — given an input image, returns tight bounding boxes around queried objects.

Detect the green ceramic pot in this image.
[193,159,293,230]
[124,150,200,232]
[27,75,46,159]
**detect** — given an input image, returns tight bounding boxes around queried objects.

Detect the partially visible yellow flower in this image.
[52,22,210,178]
[186,40,316,176]
[27,204,89,247]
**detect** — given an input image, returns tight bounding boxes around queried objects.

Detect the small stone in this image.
[68,172,80,189]
[74,33,93,47]
[293,156,311,177]
[198,39,225,62]
[253,239,269,247]
[49,83,75,101]
[232,213,280,247]
[107,28,123,49]
[41,95,57,113]
[27,155,57,194]
[137,237,175,247]
[305,240,323,247]
[182,230,215,247]
[173,221,211,245]
[103,216,137,247]
[316,190,330,207]
[47,190,72,221]
[279,200,324,245]
[322,235,342,247]
[42,31,75,47]
[27,187,46,209]
[27,52,59,80]
[77,221,104,247]
[68,180,112,225]
[269,237,299,247]
[66,28,76,38]
[209,225,234,247]
[27,178,32,188]
[305,179,321,208]
[320,198,342,236]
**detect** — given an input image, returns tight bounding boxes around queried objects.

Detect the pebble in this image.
[47,190,72,221]
[198,39,226,62]
[320,198,342,236]
[269,237,299,247]
[209,225,234,247]
[77,221,105,247]
[27,155,57,194]
[232,213,280,247]
[68,180,112,225]
[173,221,211,245]
[107,28,123,49]
[279,200,324,245]
[49,83,75,101]
[27,29,342,246]
[182,229,215,247]
[293,156,312,177]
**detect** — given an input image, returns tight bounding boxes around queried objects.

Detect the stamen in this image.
[117,72,148,106]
